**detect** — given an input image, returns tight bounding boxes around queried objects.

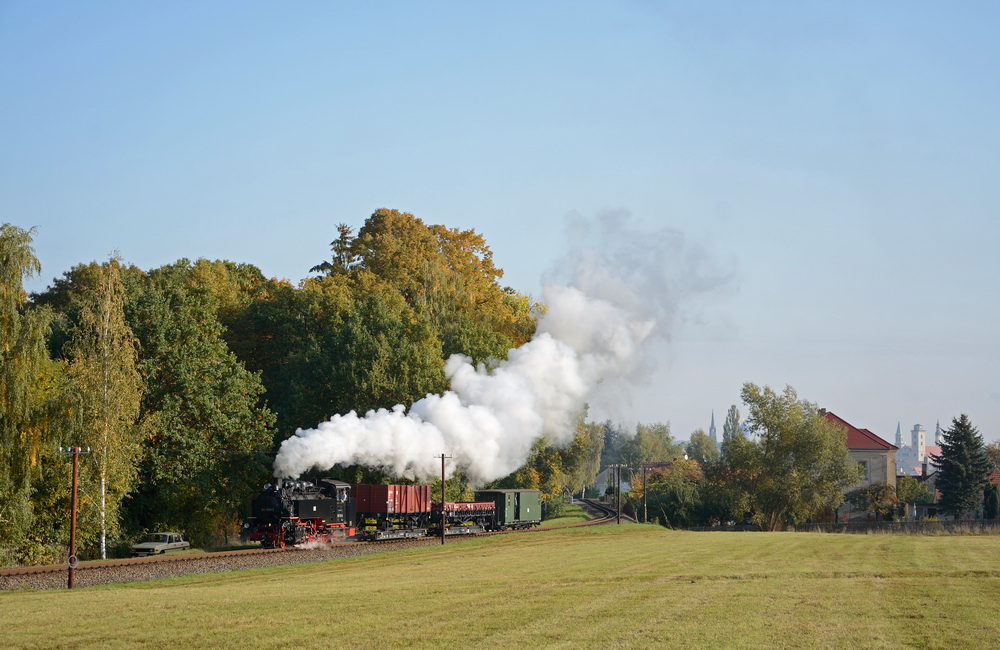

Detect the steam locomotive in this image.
[245,478,541,548]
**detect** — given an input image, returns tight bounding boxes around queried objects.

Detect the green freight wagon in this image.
[474,489,542,530]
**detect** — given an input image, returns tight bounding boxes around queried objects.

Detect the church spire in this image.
[895,422,902,448]
[709,410,717,445]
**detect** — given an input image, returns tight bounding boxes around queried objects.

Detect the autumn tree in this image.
[318,210,537,364]
[726,383,862,531]
[931,415,991,518]
[0,225,51,553]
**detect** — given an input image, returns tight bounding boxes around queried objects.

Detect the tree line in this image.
[1,211,631,565]
[623,388,998,530]
[4,211,995,564]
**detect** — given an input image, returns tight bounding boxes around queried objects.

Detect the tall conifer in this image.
[931,414,990,518]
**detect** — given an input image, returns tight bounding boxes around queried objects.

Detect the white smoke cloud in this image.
[272,211,725,482]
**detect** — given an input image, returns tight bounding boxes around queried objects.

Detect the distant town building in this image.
[895,421,943,476]
[709,410,717,446]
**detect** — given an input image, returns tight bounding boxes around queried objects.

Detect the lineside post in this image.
[436,453,452,545]
[59,446,90,589]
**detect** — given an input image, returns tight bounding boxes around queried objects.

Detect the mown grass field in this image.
[3,524,1000,648]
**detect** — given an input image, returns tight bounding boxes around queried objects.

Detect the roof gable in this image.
[824,411,897,450]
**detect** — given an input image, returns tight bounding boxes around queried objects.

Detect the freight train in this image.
[245,479,541,548]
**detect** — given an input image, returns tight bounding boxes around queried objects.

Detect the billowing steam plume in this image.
[273,211,722,482]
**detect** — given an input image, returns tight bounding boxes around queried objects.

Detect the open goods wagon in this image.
[352,484,432,540]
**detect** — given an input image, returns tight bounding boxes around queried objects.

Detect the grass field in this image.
[538,502,592,527]
[4,524,1000,648]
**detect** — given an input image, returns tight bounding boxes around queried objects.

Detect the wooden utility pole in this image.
[609,463,626,525]
[642,464,648,523]
[436,454,452,545]
[60,446,90,589]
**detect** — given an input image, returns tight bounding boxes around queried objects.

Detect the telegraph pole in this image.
[436,454,452,545]
[609,463,626,525]
[642,464,648,524]
[60,446,90,589]
[615,465,622,524]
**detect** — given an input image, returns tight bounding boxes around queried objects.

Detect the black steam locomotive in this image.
[245,479,541,548]
[247,478,354,548]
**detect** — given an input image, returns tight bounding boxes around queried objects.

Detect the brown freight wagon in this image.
[351,484,432,540]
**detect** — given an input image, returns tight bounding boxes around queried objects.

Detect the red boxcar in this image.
[351,484,431,515]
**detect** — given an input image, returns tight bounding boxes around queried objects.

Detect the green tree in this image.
[618,422,683,471]
[723,404,741,442]
[126,261,275,544]
[895,475,933,504]
[598,420,626,469]
[634,459,704,528]
[59,256,142,558]
[931,415,991,519]
[845,482,898,521]
[262,271,447,438]
[984,484,1000,520]
[727,383,862,531]
[0,224,51,551]
[557,417,605,497]
[686,428,720,465]
[310,223,359,275]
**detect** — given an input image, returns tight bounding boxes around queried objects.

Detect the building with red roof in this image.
[823,411,898,490]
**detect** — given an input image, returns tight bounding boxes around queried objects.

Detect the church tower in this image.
[895,422,902,448]
[709,410,717,445]
[911,424,926,460]
[934,420,943,445]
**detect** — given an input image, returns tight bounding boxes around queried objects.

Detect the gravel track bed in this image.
[1,537,450,592]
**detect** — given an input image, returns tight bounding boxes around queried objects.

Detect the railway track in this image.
[1,501,621,591]
[570,499,621,526]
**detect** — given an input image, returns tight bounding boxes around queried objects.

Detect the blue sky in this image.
[2,2,998,444]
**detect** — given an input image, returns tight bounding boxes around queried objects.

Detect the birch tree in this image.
[63,256,142,559]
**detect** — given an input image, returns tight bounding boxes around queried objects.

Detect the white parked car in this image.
[131,532,190,557]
